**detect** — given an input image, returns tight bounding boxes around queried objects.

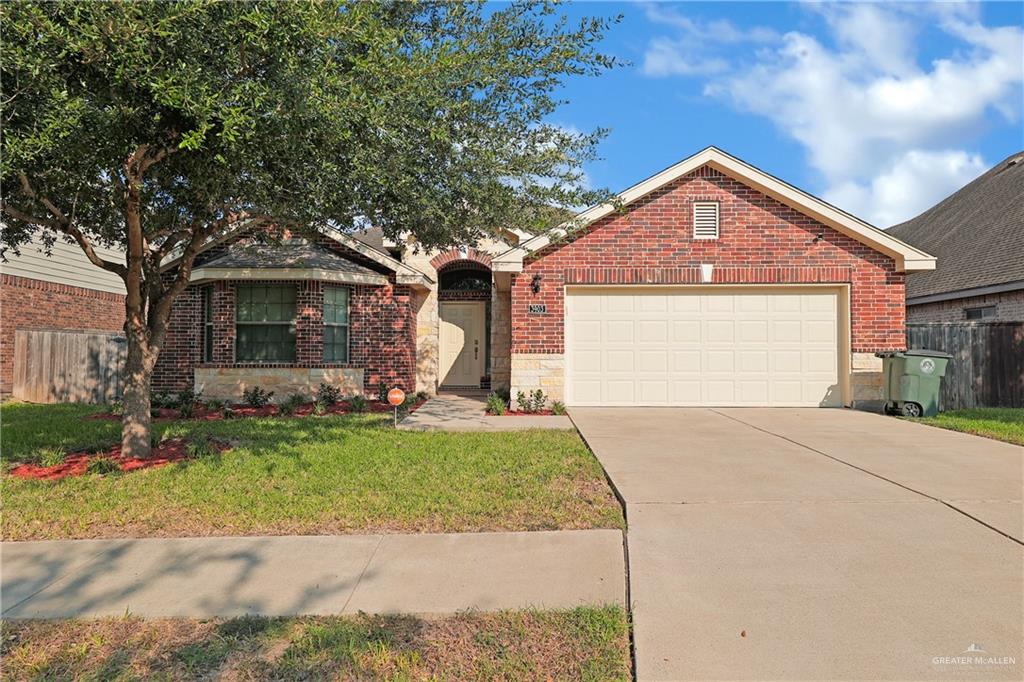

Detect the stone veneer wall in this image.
[195,367,363,402]
[509,165,908,406]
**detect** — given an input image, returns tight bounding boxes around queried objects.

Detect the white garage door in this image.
[565,288,842,407]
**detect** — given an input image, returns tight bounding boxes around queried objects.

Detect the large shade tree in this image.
[1,0,617,457]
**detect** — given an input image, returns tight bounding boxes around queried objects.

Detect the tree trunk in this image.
[121,326,153,459]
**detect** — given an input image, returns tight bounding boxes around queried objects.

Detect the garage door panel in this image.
[566,289,841,407]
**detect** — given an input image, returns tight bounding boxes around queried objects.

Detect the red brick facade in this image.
[152,277,416,395]
[512,166,906,354]
[0,274,125,394]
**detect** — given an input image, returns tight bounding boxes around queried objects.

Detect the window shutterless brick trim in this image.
[512,166,906,355]
[0,274,125,394]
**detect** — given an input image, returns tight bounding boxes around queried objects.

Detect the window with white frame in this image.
[692,201,720,239]
[323,286,350,362]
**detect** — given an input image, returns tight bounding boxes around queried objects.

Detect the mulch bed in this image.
[87,399,426,422]
[487,410,557,416]
[7,438,231,482]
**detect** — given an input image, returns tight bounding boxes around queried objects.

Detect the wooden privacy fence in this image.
[12,329,127,404]
[907,322,1024,410]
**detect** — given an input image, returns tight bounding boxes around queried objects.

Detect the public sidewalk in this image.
[399,393,574,431]
[1,529,624,619]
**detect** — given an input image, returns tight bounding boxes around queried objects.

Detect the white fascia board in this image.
[190,267,389,286]
[323,228,433,287]
[493,147,937,273]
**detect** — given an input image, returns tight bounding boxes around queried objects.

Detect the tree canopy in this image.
[1,0,618,258]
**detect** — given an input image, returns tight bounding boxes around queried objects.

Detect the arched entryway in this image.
[435,254,492,389]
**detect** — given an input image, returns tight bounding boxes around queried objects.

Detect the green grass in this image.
[1,402,623,541]
[1,606,631,681]
[913,408,1024,446]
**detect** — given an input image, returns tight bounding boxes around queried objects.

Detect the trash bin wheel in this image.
[900,402,923,418]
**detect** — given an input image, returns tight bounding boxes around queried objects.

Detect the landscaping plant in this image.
[175,388,203,418]
[186,436,218,459]
[516,389,548,413]
[2,1,616,458]
[278,393,307,417]
[551,401,567,416]
[312,400,327,416]
[315,383,342,405]
[242,387,274,408]
[348,395,368,413]
[33,444,68,468]
[486,392,508,416]
[86,457,120,476]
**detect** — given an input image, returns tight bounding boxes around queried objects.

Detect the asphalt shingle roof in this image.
[887,151,1024,300]
[201,241,382,277]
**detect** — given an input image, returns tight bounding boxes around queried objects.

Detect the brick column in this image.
[295,280,323,364]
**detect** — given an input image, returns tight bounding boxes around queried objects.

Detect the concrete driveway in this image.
[571,408,1023,681]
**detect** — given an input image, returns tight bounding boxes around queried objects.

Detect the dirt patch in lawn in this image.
[7,438,231,481]
[2,608,630,681]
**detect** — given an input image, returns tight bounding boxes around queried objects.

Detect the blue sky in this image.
[545,1,1023,227]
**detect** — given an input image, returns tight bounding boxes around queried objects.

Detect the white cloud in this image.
[642,3,1023,225]
[823,149,986,227]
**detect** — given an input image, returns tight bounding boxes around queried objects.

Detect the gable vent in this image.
[693,202,720,240]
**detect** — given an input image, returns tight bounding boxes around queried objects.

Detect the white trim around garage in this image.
[562,283,853,408]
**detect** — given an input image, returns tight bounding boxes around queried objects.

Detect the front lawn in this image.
[913,408,1024,446]
[1,402,623,541]
[1,606,630,681]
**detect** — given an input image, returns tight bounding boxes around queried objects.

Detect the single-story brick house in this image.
[155,146,936,407]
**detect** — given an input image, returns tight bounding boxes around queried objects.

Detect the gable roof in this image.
[492,146,935,273]
[191,240,389,286]
[887,151,1024,303]
[162,224,433,289]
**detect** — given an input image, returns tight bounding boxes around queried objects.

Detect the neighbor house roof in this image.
[492,146,936,273]
[887,151,1024,304]
[190,240,389,286]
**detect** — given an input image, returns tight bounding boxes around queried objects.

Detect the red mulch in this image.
[87,399,426,422]
[7,438,230,482]
[487,410,556,416]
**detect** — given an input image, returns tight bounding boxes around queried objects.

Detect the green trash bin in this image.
[876,350,953,417]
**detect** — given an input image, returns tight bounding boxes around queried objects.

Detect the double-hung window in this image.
[235,284,296,362]
[202,287,214,362]
[323,286,349,362]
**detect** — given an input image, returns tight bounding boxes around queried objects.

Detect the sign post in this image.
[387,387,406,427]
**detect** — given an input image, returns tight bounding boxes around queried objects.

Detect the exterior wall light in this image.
[531,274,543,294]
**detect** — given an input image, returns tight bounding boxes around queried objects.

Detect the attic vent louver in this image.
[693,202,720,240]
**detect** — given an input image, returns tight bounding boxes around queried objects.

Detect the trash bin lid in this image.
[903,349,953,359]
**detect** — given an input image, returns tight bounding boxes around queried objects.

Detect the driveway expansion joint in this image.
[709,408,1024,547]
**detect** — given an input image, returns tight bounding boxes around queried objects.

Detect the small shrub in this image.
[551,401,567,415]
[34,444,68,467]
[495,387,511,403]
[108,401,124,416]
[150,407,163,418]
[86,456,120,476]
[515,389,548,413]
[377,382,389,403]
[186,436,218,459]
[175,387,203,410]
[205,398,225,412]
[177,401,196,419]
[416,391,430,403]
[242,386,274,407]
[486,391,508,416]
[348,395,368,413]
[151,392,174,408]
[278,392,307,416]
[312,399,327,416]
[315,382,342,405]
[223,407,238,419]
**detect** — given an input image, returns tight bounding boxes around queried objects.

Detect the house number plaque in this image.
[528,304,547,314]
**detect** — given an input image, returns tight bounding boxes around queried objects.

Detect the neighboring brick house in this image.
[0,232,126,396]
[888,151,1024,323]
[152,146,934,407]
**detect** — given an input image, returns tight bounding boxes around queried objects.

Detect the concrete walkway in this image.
[399,393,574,431]
[1,529,624,619]
[572,407,1023,681]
